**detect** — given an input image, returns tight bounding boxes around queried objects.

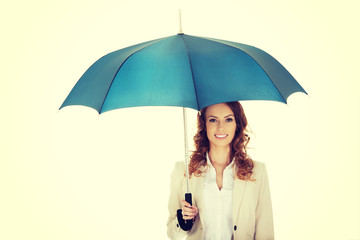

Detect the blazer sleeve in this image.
[167,162,188,240]
[254,163,274,240]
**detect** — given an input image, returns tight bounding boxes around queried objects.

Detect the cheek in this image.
[205,124,215,137]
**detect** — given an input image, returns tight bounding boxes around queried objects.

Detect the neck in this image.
[208,145,232,167]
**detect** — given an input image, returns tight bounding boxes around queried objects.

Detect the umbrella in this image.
[59,33,307,230]
[59,33,306,113]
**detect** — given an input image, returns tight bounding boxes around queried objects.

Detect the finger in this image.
[182,205,196,211]
[181,212,194,220]
[181,200,191,208]
[182,209,196,216]
[182,213,195,220]
[184,207,198,219]
[185,207,196,212]
[182,207,194,214]
[182,209,195,216]
[183,213,196,219]
[192,206,199,214]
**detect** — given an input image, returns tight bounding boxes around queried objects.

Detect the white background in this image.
[1,0,359,239]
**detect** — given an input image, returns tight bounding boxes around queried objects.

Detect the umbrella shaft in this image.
[183,107,190,193]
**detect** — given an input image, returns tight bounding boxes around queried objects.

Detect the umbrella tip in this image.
[178,9,183,34]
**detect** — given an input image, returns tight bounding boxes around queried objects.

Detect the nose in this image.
[217,121,225,131]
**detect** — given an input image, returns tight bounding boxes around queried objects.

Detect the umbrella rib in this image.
[98,38,166,113]
[197,36,287,103]
[180,34,200,110]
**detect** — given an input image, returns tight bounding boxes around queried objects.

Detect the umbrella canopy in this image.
[60,33,307,113]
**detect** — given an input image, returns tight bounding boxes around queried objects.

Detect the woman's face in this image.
[205,103,237,148]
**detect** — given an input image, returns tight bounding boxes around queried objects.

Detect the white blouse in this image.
[203,153,234,240]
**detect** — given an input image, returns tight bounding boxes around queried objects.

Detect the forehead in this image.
[205,103,234,117]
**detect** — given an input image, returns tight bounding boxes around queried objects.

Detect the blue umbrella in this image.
[60,33,306,113]
[60,33,307,231]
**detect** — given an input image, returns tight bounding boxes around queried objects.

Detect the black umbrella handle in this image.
[176,193,194,231]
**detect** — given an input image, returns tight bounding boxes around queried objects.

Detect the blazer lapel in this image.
[232,178,247,224]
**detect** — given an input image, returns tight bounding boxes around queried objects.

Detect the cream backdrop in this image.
[1,0,359,239]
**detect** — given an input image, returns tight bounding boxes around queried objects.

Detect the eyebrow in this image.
[207,114,234,119]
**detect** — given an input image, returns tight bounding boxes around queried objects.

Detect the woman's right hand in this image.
[181,200,199,220]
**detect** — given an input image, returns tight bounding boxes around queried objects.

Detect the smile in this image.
[214,134,228,139]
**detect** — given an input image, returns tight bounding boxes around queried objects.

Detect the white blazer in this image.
[167,160,274,240]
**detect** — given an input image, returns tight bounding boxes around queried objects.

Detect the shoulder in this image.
[251,160,268,179]
[169,161,186,186]
[171,161,186,177]
[174,161,185,171]
[252,160,265,171]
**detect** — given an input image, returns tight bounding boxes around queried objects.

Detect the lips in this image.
[215,134,228,139]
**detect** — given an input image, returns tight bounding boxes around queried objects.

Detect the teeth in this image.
[215,134,227,138]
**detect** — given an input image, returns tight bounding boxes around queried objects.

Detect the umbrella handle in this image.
[176,193,194,231]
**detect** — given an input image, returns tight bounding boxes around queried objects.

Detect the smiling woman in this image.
[167,101,274,240]
[191,102,254,181]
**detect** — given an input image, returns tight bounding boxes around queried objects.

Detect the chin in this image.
[210,140,232,148]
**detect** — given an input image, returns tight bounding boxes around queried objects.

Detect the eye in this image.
[209,118,217,123]
[226,118,234,122]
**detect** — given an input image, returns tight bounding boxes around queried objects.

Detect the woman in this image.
[167,102,274,240]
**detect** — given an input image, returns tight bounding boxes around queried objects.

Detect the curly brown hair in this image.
[189,101,254,181]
